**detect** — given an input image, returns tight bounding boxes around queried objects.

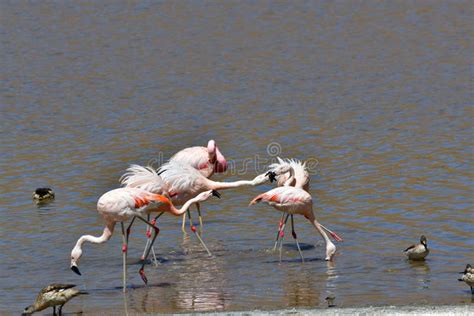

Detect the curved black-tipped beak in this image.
[212,190,221,198]
[265,171,277,183]
[71,265,82,276]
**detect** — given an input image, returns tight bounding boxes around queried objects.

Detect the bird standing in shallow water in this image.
[458,264,474,294]
[70,187,220,291]
[266,158,342,261]
[22,284,85,315]
[164,140,228,233]
[404,235,429,260]
[249,186,337,261]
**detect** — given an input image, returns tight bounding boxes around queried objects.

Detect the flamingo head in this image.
[195,190,221,203]
[70,245,83,276]
[269,162,293,186]
[325,241,336,261]
[207,140,227,173]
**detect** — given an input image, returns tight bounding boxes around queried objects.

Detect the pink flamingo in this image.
[249,186,337,261]
[168,139,227,233]
[262,157,342,261]
[70,187,220,292]
[121,162,273,257]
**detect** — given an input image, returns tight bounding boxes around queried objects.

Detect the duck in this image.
[458,264,474,294]
[404,235,429,260]
[32,188,55,201]
[22,284,85,315]
[325,293,336,307]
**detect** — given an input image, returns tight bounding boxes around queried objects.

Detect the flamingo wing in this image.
[158,161,204,196]
[120,164,166,194]
[250,187,311,209]
[170,146,211,172]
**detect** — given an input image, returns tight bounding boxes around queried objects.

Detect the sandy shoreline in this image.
[166,305,474,315]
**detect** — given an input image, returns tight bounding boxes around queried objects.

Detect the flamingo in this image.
[70,187,220,292]
[121,162,273,257]
[267,158,342,260]
[169,140,227,232]
[249,186,337,262]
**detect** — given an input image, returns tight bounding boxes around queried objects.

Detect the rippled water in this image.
[1,1,473,314]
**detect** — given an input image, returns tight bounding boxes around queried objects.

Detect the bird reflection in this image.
[408,260,431,289]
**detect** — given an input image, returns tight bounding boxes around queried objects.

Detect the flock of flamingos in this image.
[24,140,473,315]
[69,139,344,291]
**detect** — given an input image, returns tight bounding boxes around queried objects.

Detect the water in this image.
[1,1,473,314]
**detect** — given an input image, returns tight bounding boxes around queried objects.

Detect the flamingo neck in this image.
[306,212,331,243]
[283,167,295,187]
[207,179,255,190]
[168,196,199,216]
[76,222,115,248]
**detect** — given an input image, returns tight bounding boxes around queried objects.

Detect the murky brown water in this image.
[1,1,473,314]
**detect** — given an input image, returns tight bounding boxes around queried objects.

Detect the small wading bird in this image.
[32,188,55,201]
[22,284,85,315]
[249,186,338,261]
[70,187,220,291]
[121,162,273,258]
[404,235,429,260]
[458,264,474,294]
[266,158,342,262]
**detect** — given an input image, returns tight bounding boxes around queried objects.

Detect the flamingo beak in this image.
[212,190,221,198]
[71,265,81,276]
[265,171,277,182]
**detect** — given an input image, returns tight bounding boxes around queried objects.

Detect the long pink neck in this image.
[306,211,331,243]
[167,197,200,216]
[76,221,115,249]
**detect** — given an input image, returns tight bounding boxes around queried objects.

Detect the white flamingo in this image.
[265,157,342,261]
[168,140,227,232]
[70,187,220,291]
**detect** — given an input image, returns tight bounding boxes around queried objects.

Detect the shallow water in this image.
[0,1,473,314]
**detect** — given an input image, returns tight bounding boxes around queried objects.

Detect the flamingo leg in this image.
[279,213,290,262]
[53,306,57,316]
[149,212,164,266]
[141,212,164,265]
[273,212,286,251]
[136,216,160,285]
[320,223,344,242]
[141,215,152,260]
[58,305,63,316]
[126,217,136,244]
[181,212,188,235]
[291,215,304,263]
[121,222,128,292]
[187,209,212,256]
[196,202,203,234]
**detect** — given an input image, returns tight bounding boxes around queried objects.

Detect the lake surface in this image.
[1,1,473,314]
